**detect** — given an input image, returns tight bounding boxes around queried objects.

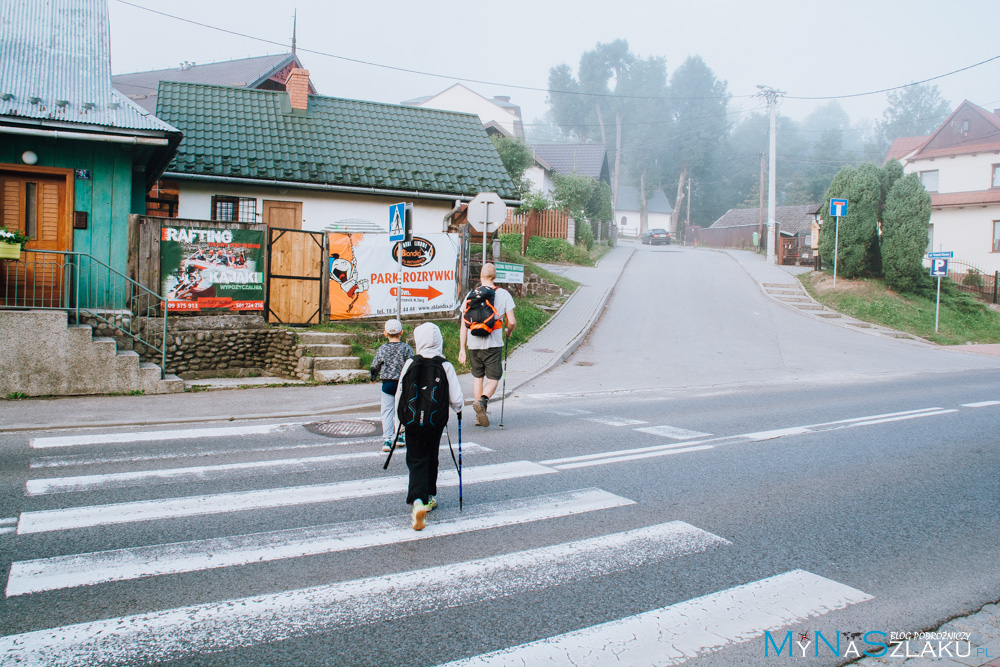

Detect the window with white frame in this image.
[993,221,1000,253]
[919,170,939,192]
[992,164,1000,188]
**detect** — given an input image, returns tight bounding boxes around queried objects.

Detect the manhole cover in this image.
[305,420,379,437]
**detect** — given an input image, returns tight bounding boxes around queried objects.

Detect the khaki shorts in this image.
[469,347,502,380]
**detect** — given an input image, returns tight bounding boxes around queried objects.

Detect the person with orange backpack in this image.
[459,263,516,427]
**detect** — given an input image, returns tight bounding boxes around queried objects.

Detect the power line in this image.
[113,0,751,103]
[785,54,1000,101]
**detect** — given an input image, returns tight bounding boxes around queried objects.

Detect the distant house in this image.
[154,74,518,235]
[524,143,611,197]
[0,0,181,280]
[402,83,525,139]
[703,205,820,262]
[113,53,316,115]
[615,187,673,239]
[890,100,1000,272]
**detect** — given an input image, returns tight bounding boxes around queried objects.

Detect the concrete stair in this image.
[0,310,183,397]
[295,331,368,383]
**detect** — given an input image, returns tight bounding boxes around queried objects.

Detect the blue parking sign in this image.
[930,259,948,277]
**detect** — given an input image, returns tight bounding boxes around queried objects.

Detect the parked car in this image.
[642,228,671,245]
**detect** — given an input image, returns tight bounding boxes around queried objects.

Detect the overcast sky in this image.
[108,0,1000,132]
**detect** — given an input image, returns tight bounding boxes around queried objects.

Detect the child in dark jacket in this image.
[370,320,414,452]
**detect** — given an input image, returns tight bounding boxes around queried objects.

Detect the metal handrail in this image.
[1,249,168,377]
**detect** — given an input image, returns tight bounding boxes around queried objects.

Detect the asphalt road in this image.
[1,245,998,666]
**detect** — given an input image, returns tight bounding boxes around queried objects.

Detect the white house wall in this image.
[923,206,1000,272]
[524,165,555,197]
[176,181,457,235]
[904,151,1000,271]
[615,209,671,239]
[418,87,519,138]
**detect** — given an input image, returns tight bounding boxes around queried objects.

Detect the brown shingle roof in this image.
[931,190,1000,208]
[709,204,819,235]
[530,143,610,183]
[885,136,928,162]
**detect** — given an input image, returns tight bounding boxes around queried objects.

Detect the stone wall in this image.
[128,315,304,380]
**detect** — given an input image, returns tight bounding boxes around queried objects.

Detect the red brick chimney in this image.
[286,68,310,111]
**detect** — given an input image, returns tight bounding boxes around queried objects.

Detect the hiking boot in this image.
[473,398,490,427]
[426,496,437,511]
[382,441,392,453]
[411,499,427,531]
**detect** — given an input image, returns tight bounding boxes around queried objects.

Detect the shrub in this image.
[525,237,592,265]
[881,173,931,293]
[576,218,594,250]
[963,268,985,288]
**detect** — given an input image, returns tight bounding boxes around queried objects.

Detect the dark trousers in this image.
[405,425,445,505]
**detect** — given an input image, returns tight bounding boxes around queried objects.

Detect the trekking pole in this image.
[457,413,463,511]
[499,335,509,429]
[382,423,403,470]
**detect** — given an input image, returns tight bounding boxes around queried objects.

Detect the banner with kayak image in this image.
[160,225,266,312]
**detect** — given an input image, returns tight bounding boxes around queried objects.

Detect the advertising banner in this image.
[160,225,265,312]
[328,233,460,320]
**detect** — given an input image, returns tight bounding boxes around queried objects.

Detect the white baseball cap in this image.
[384,319,402,335]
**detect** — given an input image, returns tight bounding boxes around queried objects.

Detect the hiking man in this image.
[458,262,515,427]
[395,322,464,530]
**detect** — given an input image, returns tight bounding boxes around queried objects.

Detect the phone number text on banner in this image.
[160,226,266,312]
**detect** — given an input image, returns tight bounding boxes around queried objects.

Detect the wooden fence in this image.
[499,209,570,254]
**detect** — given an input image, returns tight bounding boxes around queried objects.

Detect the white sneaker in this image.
[426,496,437,511]
[411,499,427,531]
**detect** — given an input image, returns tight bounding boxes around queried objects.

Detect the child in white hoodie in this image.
[394,322,464,530]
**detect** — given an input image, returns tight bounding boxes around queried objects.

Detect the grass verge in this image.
[799,271,1000,345]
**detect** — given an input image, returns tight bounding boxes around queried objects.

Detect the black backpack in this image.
[397,356,450,429]
[463,286,502,337]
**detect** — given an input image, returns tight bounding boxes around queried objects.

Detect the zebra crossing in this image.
[0,418,876,666]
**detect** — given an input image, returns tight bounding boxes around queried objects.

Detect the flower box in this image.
[0,243,21,260]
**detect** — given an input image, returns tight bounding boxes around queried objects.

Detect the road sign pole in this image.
[397,245,402,322]
[483,202,491,268]
[935,275,941,333]
[833,215,840,288]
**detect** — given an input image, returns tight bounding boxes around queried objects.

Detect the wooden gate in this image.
[266,228,326,324]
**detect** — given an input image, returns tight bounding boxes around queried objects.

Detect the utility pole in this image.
[758,151,766,252]
[685,177,691,242]
[757,85,784,265]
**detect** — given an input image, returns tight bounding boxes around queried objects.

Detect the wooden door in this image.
[0,170,71,307]
[266,228,325,324]
[263,200,303,230]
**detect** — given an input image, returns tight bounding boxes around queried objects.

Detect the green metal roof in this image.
[156,82,518,200]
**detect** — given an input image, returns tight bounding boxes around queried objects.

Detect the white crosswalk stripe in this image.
[7,488,634,596]
[17,460,555,534]
[439,570,873,666]
[0,522,729,666]
[29,423,306,449]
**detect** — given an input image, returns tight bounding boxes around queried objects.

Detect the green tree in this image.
[872,83,951,157]
[819,164,880,277]
[490,134,535,198]
[881,173,932,292]
[664,56,729,233]
[552,172,601,249]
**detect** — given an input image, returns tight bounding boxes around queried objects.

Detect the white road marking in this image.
[807,407,943,429]
[962,400,1000,408]
[0,527,13,535]
[16,461,555,535]
[0,517,16,526]
[582,416,649,427]
[440,569,873,666]
[26,444,492,496]
[744,427,813,441]
[844,409,957,428]
[29,423,306,449]
[548,409,593,416]
[634,425,713,440]
[0,522,729,666]
[6,488,634,596]
[553,445,715,470]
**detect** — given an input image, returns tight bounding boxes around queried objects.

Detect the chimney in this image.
[286,68,310,111]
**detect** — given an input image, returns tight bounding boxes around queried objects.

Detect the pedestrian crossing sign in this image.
[389,203,405,242]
